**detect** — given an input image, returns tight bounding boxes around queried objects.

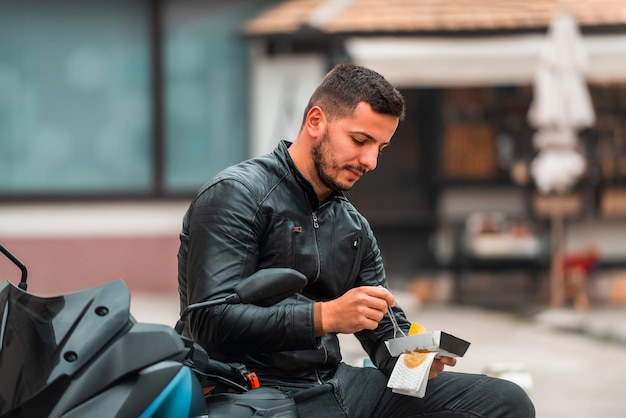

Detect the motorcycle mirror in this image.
[0,242,28,291]
[235,267,307,307]
[175,268,307,334]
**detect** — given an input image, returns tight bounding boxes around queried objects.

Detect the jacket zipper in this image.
[312,209,325,385]
[311,211,321,282]
[313,344,327,385]
[348,236,363,280]
[314,368,323,385]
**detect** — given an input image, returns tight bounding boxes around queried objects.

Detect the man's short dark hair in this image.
[302,64,405,125]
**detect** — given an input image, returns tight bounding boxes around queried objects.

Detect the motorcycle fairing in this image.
[60,361,205,418]
[138,362,206,418]
[47,322,188,416]
[0,280,131,415]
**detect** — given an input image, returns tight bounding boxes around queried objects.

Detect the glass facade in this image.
[0,1,151,194]
[163,0,266,191]
[0,0,276,197]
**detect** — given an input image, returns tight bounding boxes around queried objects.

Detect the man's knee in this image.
[491,377,535,418]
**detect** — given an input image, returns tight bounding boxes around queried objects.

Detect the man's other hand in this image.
[429,356,457,380]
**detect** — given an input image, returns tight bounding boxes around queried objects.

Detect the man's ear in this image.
[305,106,326,138]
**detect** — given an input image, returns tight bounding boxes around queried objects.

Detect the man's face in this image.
[311,102,399,194]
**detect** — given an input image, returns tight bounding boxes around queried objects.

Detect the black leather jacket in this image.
[177,140,409,384]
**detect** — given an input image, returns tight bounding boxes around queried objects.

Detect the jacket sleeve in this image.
[352,218,411,376]
[183,178,318,354]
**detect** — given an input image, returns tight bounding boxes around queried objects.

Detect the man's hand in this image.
[320,286,395,334]
[428,356,457,380]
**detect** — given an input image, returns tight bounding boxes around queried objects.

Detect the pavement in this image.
[130,288,626,418]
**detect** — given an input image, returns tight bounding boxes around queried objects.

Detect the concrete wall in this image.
[0,202,188,295]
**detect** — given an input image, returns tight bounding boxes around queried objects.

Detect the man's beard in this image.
[311,128,364,192]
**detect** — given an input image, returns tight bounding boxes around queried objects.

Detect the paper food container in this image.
[385,330,470,358]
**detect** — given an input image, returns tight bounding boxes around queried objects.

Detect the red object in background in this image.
[563,247,599,276]
[559,246,598,311]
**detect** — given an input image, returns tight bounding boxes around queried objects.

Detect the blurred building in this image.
[242,0,626,307]
[2,0,626,306]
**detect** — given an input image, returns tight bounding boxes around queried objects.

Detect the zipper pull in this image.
[312,212,319,229]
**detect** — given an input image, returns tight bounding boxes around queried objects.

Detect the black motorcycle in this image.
[0,242,305,417]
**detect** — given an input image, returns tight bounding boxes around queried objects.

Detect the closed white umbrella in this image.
[531,147,586,194]
[528,10,595,133]
[527,9,596,307]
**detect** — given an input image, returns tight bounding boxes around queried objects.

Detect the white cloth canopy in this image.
[528,10,595,193]
[526,10,597,307]
[527,10,596,131]
[532,129,578,150]
[346,34,626,88]
[531,148,586,194]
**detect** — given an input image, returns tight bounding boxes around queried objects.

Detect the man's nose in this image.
[360,147,379,171]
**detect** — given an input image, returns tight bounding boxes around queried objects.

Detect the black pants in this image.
[282,363,535,417]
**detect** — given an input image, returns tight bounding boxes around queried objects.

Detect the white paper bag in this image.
[387,352,437,398]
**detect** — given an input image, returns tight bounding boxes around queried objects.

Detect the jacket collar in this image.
[275,140,344,210]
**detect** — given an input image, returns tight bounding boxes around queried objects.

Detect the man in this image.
[178,64,535,417]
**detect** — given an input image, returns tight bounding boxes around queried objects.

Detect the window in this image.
[440,86,533,184]
[0,0,151,194]
[0,0,277,198]
[163,0,269,191]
